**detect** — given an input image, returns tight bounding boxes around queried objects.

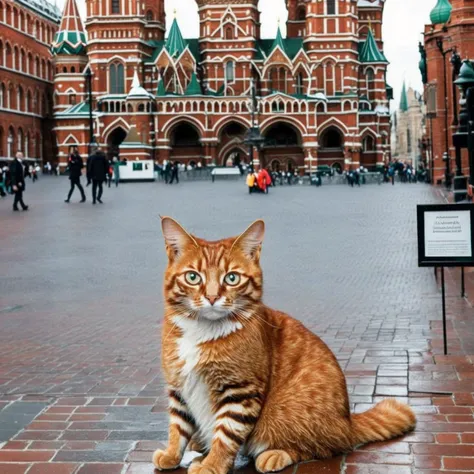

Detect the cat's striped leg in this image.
[189,384,263,474]
[153,389,196,471]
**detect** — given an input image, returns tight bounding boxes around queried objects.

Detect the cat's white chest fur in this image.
[173,316,243,447]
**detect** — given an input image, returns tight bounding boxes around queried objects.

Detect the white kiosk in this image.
[117,160,155,182]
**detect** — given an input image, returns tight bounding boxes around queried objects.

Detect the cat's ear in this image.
[231,220,265,260]
[161,217,198,260]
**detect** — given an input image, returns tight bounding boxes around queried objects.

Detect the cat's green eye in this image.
[224,272,240,286]
[185,271,202,285]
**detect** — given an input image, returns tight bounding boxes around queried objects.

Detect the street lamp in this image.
[436,36,453,188]
[84,67,96,154]
[454,60,474,196]
[244,79,265,171]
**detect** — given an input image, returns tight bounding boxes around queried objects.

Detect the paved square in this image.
[0,178,473,473]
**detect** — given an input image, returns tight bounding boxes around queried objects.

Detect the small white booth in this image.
[117,160,155,182]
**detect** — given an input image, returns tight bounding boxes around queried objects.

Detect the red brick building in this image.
[53,0,392,173]
[0,0,60,163]
[422,0,474,184]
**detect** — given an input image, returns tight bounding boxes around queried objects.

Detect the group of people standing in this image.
[157,160,180,184]
[246,168,272,194]
[384,160,426,185]
[65,146,122,205]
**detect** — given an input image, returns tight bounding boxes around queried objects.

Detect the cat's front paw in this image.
[153,449,181,471]
[188,461,220,474]
[255,450,293,473]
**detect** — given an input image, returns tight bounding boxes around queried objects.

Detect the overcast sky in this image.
[59,0,433,108]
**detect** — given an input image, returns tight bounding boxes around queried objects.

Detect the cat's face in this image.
[161,218,264,321]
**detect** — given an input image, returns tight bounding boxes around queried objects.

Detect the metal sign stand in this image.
[440,267,448,355]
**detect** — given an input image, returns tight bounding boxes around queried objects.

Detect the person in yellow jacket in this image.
[246,171,256,194]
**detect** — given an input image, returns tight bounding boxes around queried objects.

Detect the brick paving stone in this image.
[76,463,124,474]
[27,463,79,474]
[0,450,55,462]
[1,181,474,473]
[0,464,30,474]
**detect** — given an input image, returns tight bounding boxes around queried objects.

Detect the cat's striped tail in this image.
[351,399,416,447]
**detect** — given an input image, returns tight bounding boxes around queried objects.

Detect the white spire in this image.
[127,71,152,99]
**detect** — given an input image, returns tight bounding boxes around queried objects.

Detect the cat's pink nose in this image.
[206,295,219,305]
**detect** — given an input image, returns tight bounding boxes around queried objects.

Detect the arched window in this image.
[109,63,125,94]
[363,136,375,152]
[71,66,76,73]
[146,10,153,21]
[295,72,304,95]
[111,0,120,14]
[327,0,336,15]
[8,127,15,157]
[297,7,306,21]
[69,94,76,106]
[225,26,234,40]
[18,127,23,152]
[225,61,235,83]
[13,46,19,70]
[0,83,5,108]
[407,128,412,153]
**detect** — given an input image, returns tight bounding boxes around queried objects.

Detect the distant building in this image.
[52,0,393,172]
[0,0,61,162]
[421,0,474,184]
[392,82,426,168]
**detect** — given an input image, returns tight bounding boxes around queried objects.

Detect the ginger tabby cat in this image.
[153,218,416,474]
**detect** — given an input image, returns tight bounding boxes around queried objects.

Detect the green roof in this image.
[430,0,452,25]
[147,38,200,64]
[184,73,202,96]
[157,78,166,96]
[399,81,408,112]
[165,18,186,58]
[52,30,87,55]
[256,38,305,61]
[57,101,90,116]
[270,26,286,54]
[359,29,388,63]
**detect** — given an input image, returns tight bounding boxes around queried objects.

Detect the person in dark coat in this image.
[87,147,108,204]
[169,161,179,184]
[10,152,28,211]
[65,147,86,203]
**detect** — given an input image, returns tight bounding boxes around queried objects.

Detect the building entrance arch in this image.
[261,122,304,170]
[107,127,127,161]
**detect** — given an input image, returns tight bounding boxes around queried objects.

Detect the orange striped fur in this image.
[153,218,416,474]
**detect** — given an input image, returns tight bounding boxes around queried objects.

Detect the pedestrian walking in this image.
[246,171,255,194]
[113,157,120,187]
[0,166,7,197]
[107,160,114,188]
[87,147,108,204]
[65,147,86,203]
[10,152,29,211]
[164,160,171,183]
[169,161,179,184]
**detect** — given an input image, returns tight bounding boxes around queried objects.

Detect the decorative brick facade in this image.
[53,0,392,173]
[0,0,60,163]
[422,0,474,184]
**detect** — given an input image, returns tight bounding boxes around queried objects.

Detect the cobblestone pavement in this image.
[0,177,473,473]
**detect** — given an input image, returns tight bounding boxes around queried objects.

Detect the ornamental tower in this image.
[196,0,260,95]
[85,0,166,98]
[286,0,308,37]
[52,0,88,113]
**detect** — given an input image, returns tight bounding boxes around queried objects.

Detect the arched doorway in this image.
[218,121,247,165]
[107,127,127,161]
[270,160,281,172]
[170,122,203,164]
[319,126,344,169]
[262,122,304,171]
